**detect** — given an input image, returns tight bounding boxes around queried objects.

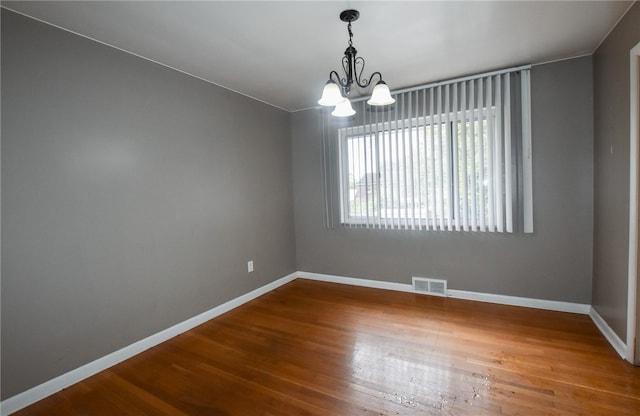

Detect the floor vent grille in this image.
[412,277,447,297]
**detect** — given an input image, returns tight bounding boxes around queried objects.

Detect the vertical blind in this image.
[320,66,533,233]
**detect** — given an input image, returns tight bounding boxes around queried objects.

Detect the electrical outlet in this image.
[248,260,254,273]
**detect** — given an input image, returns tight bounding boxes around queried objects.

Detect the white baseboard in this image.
[589,306,628,359]
[447,289,591,314]
[0,272,298,416]
[298,271,590,314]
[298,271,414,293]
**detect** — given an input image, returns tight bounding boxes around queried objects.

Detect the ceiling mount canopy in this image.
[318,9,395,117]
[339,9,360,23]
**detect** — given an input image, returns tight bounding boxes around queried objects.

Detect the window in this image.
[341,115,492,230]
[324,68,532,233]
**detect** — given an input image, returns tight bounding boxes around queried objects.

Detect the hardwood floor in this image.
[13,279,640,415]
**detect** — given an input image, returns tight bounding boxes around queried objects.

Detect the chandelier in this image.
[317,9,395,117]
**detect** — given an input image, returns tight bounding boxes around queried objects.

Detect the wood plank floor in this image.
[13,279,640,415]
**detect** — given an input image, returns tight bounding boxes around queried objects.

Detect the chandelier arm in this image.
[363,71,384,88]
[328,70,347,88]
[353,57,370,88]
[341,56,349,82]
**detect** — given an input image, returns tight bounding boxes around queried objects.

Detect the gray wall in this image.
[592,3,640,342]
[293,57,594,304]
[1,10,296,399]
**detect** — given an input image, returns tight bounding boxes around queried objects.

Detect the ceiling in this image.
[2,1,634,112]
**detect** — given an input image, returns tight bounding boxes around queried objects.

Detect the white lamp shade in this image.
[318,81,345,106]
[367,81,395,106]
[331,98,356,117]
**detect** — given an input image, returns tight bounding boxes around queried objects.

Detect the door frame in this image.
[628,41,640,364]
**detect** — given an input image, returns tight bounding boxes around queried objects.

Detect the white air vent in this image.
[412,277,448,297]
